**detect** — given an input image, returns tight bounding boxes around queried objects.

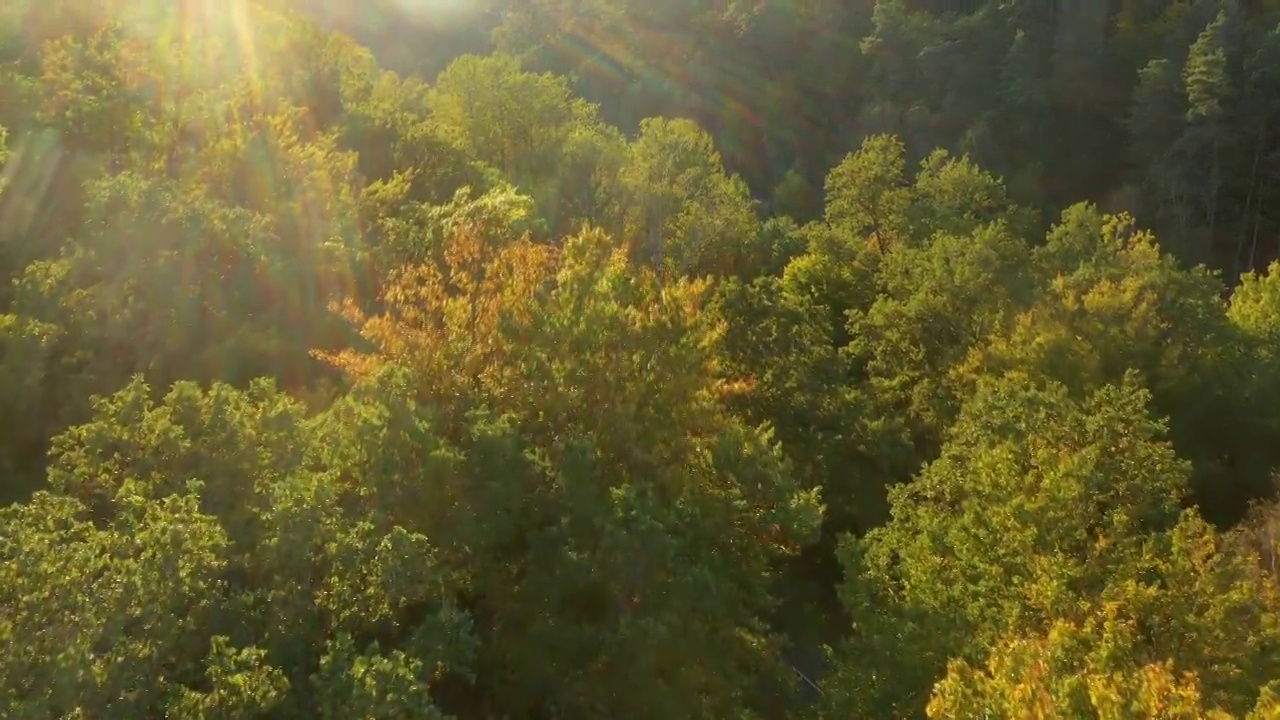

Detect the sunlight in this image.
[386,0,478,20]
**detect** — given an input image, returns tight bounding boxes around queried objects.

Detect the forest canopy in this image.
[1,0,1280,718]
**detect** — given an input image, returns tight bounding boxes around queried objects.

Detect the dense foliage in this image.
[1,0,1279,718]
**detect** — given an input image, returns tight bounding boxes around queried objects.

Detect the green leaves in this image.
[823,134,911,249]
[36,23,148,157]
[619,117,760,278]
[1185,11,1235,124]
[1,376,469,719]
[313,634,447,720]
[166,639,290,720]
[0,491,231,719]
[862,373,1186,649]
[825,369,1280,717]
[428,53,620,238]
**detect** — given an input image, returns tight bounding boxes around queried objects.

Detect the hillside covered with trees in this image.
[1,0,1280,717]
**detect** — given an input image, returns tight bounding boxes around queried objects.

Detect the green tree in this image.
[848,220,1032,459]
[428,53,620,238]
[619,116,761,278]
[825,371,1280,717]
[961,206,1271,523]
[822,133,911,251]
[9,376,472,718]
[0,491,246,719]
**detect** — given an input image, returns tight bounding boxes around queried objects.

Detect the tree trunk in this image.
[1238,121,1265,277]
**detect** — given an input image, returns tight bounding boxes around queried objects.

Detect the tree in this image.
[825,371,1280,717]
[35,22,147,158]
[323,217,821,717]
[849,220,1033,461]
[0,492,248,719]
[10,376,471,718]
[928,612,1280,719]
[823,134,911,250]
[618,116,760,278]
[961,205,1273,523]
[1182,10,1240,257]
[428,53,620,238]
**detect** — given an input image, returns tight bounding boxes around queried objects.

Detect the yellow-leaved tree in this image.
[320,187,822,719]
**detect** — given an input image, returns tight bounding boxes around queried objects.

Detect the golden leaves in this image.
[319,219,559,413]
